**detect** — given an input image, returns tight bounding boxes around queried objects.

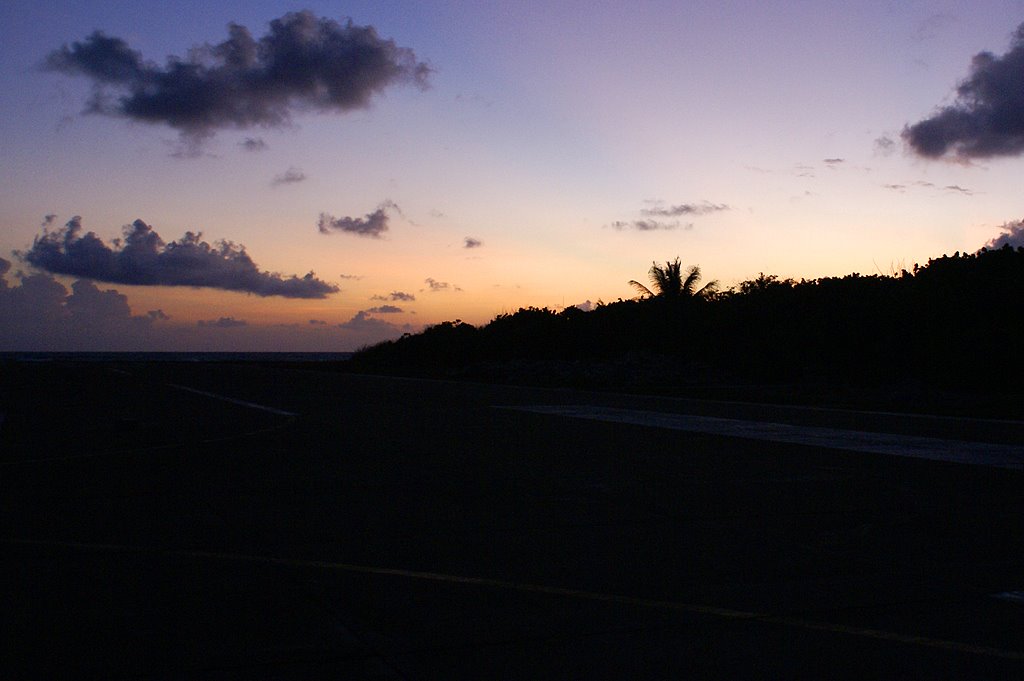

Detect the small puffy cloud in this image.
[240,137,267,152]
[611,219,686,231]
[984,219,1024,249]
[423,277,461,292]
[639,201,729,218]
[338,310,412,338]
[573,300,595,312]
[339,273,363,280]
[464,237,483,248]
[42,214,58,227]
[45,11,431,144]
[367,304,403,313]
[197,316,247,328]
[823,158,845,166]
[904,24,1024,159]
[318,200,397,238]
[371,290,415,302]
[23,216,338,298]
[271,167,306,186]
[874,136,896,156]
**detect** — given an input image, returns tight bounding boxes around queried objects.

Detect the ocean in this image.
[0,351,354,363]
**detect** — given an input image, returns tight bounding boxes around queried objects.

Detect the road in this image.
[2,360,1023,679]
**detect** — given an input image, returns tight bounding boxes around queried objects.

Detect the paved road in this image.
[2,361,1023,679]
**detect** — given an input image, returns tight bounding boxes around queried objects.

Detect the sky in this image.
[3,1,1024,351]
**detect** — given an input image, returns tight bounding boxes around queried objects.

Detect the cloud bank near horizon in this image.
[23,216,338,298]
[45,10,431,144]
[904,23,1024,159]
[0,258,411,351]
[985,219,1024,249]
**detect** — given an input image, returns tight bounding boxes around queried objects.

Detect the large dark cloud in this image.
[318,200,397,238]
[23,216,338,298]
[985,219,1024,249]
[904,24,1024,159]
[45,10,431,143]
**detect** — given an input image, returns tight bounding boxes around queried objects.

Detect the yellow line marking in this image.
[5,537,1023,661]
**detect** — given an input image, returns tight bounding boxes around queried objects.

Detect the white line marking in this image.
[166,383,298,417]
[501,406,1024,469]
[5,537,1023,661]
[993,591,1024,604]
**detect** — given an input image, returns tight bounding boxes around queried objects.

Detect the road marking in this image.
[501,406,1024,469]
[993,591,1024,604]
[5,537,1023,661]
[166,383,298,417]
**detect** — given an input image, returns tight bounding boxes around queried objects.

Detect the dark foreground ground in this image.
[1,361,1022,679]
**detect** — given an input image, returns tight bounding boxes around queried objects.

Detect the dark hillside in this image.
[346,245,1024,413]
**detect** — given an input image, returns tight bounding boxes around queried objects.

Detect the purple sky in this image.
[2,1,1024,350]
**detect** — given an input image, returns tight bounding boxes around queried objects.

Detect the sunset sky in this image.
[3,1,1024,351]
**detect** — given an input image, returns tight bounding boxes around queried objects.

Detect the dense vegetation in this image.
[346,246,1024,403]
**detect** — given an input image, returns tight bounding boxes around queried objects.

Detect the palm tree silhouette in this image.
[629,258,718,300]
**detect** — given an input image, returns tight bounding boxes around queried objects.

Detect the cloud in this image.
[984,219,1024,249]
[240,137,267,152]
[338,310,408,333]
[573,300,595,312]
[371,290,415,302]
[42,214,58,227]
[23,216,338,298]
[463,237,483,248]
[639,201,729,218]
[367,304,403,313]
[309,319,327,325]
[611,219,686,231]
[271,166,306,186]
[823,158,845,165]
[882,183,906,192]
[423,277,461,292]
[0,261,416,351]
[270,164,305,186]
[318,200,398,238]
[903,24,1024,158]
[339,273,363,280]
[874,136,896,156]
[197,316,247,328]
[45,10,431,144]
[944,184,974,195]
[914,14,958,43]
[0,268,164,350]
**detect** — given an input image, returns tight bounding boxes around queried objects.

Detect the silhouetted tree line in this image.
[346,245,1024,394]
